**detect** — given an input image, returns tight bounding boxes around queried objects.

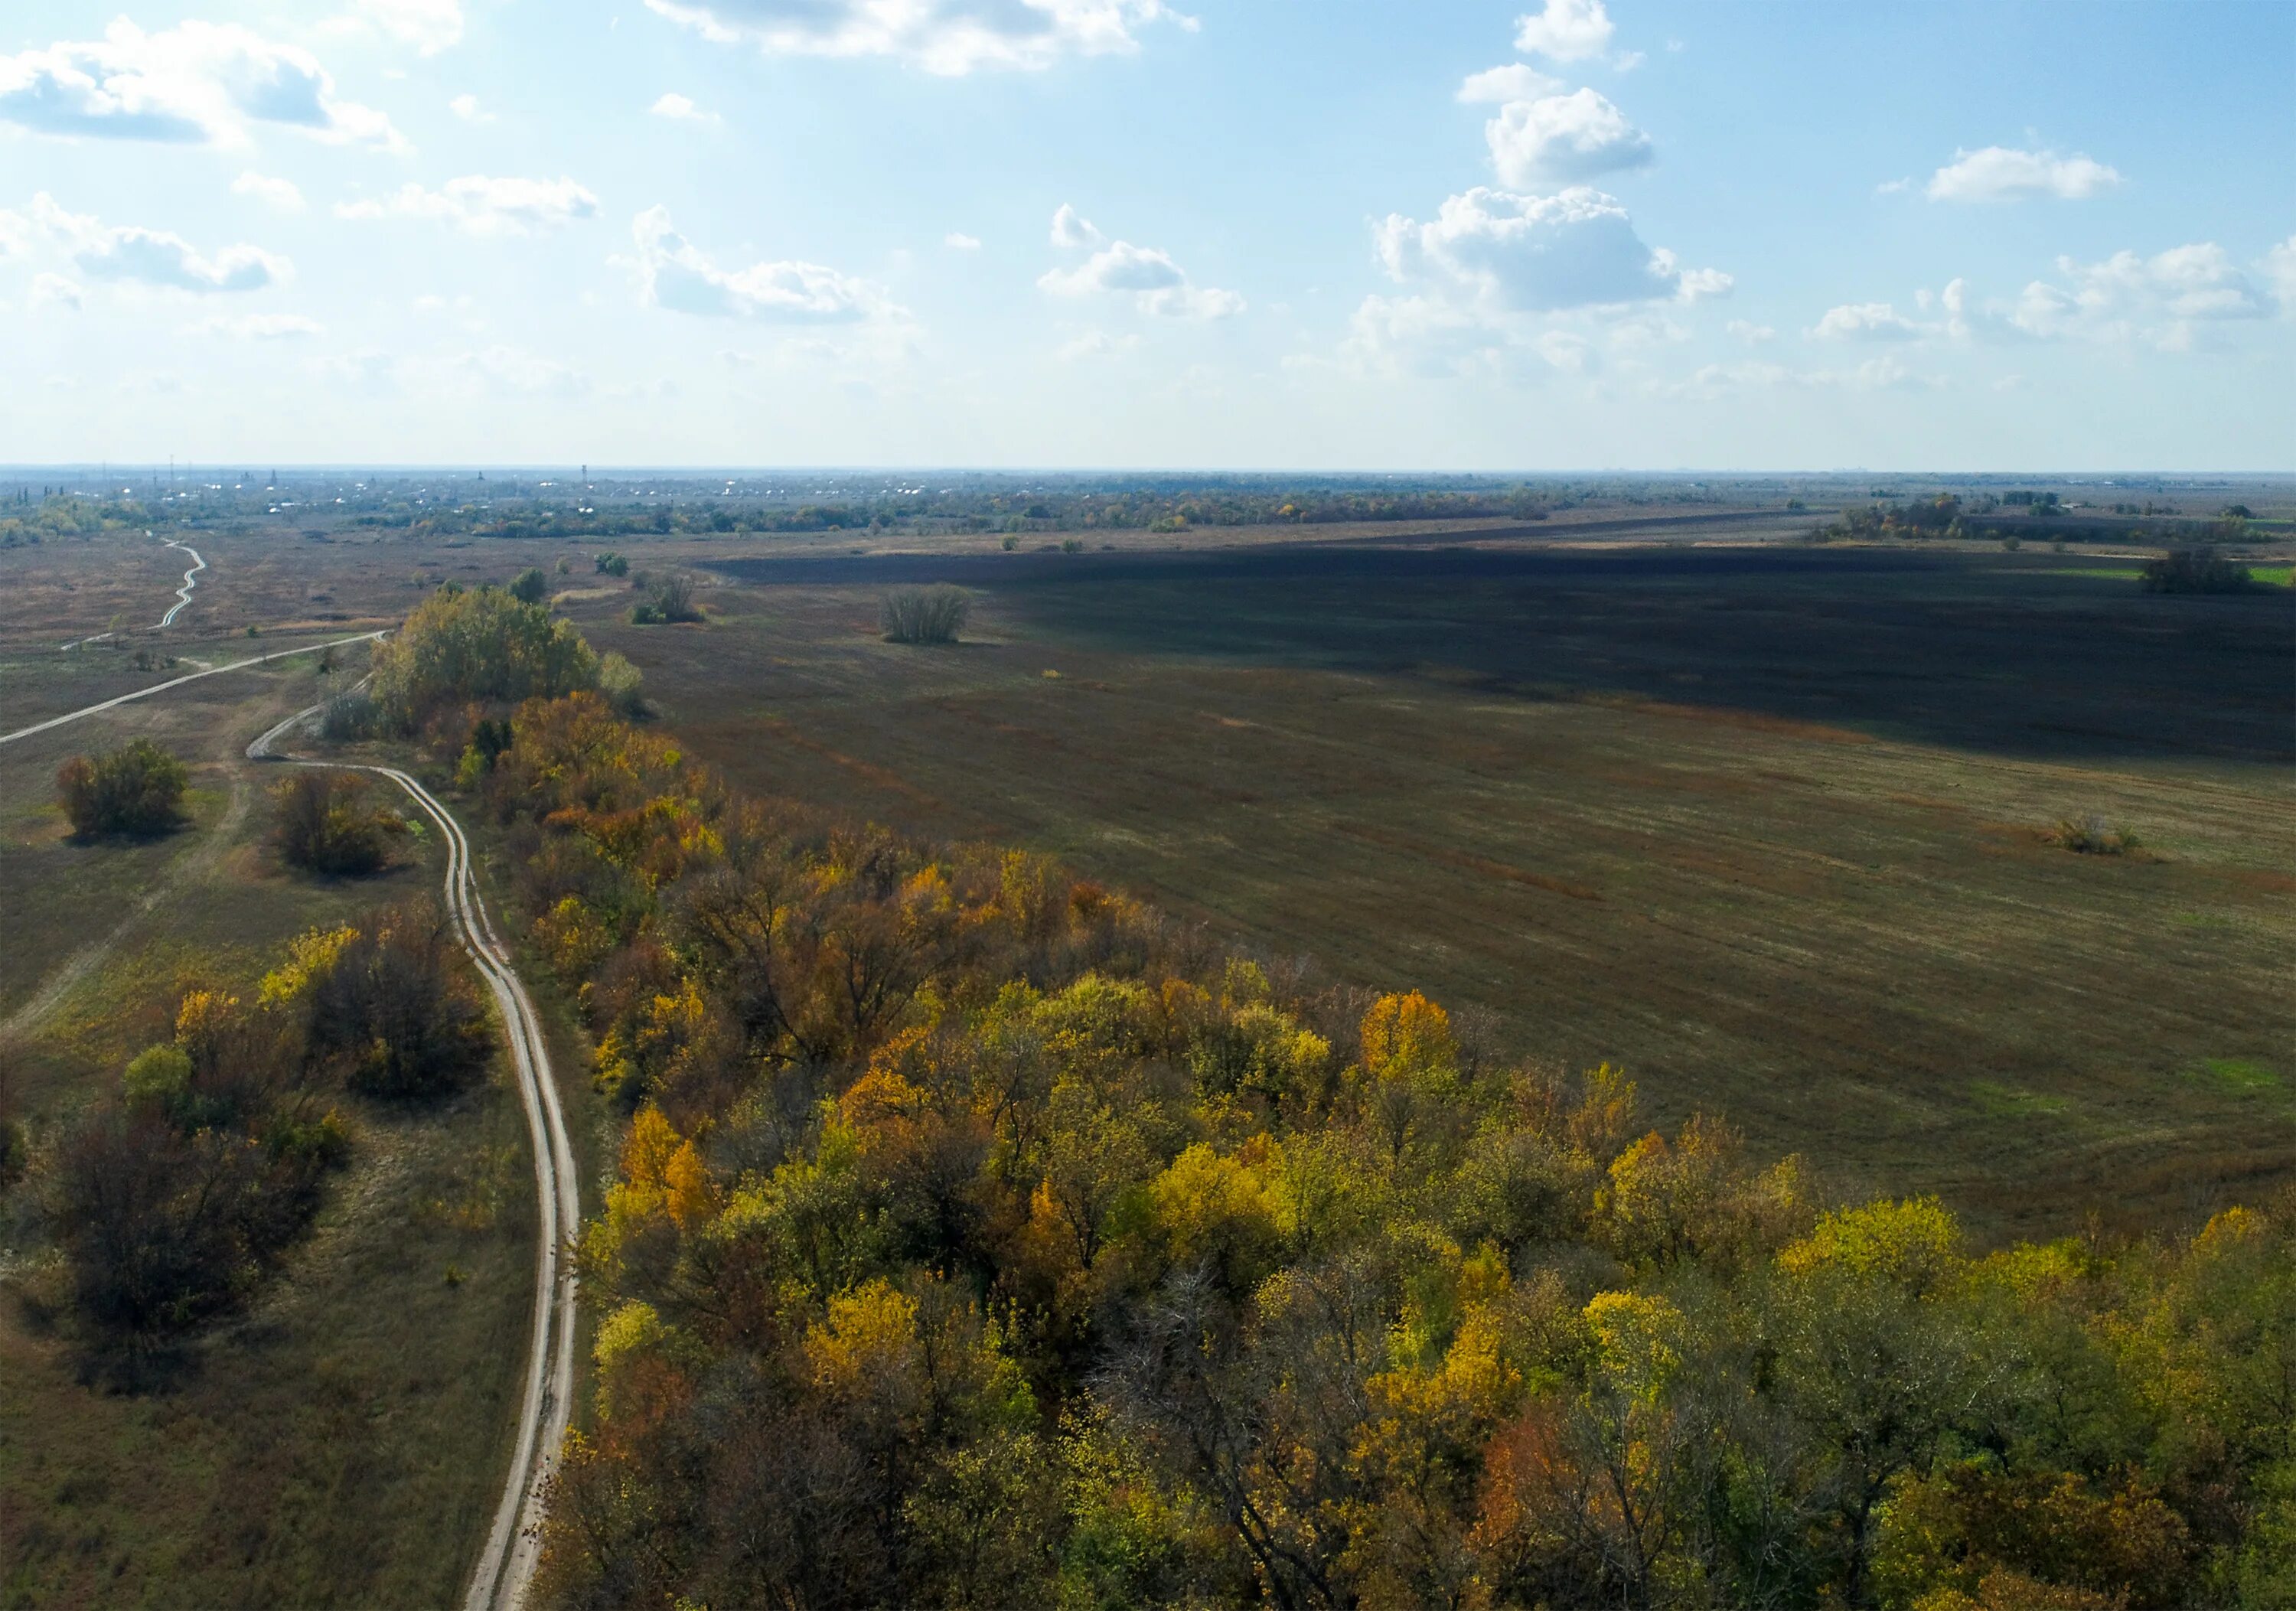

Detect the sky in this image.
[2,0,2291,471]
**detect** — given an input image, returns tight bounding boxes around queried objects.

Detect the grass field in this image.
[548,540,2296,1239]
[0,654,538,1609]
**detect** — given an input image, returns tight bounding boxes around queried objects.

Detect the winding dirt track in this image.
[251,703,579,1611]
[2,638,577,1611]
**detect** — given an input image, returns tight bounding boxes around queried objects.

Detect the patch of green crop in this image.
[2195,1057,2279,1094]
[1968,1079,2070,1118]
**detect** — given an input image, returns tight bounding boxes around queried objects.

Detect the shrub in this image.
[600,651,646,717]
[319,690,379,742]
[57,738,188,838]
[596,552,630,577]
[881,585,970,645]
[308,902,494,1100]
[2050,814,2139,856]
[631,574,703,625]
[509,566,550,605]
[269,770,406,876]
[2142,548,2253,594]
[368,584,600,731]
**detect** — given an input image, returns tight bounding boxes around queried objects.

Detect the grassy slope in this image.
[579,544,2295,1238]
[0,659,534,1609]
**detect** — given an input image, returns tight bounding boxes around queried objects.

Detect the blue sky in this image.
[2,0,2290,469]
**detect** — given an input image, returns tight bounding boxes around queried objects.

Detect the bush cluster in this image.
[2142,548,2255,595]
[269,770,408,876]
[31,903,493,1354]
[881,583,970,644]
[56,738,188,838]
[629,574,703,625]
[367,583,601,732]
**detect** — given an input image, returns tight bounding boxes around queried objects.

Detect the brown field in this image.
[546,538,2295,1240]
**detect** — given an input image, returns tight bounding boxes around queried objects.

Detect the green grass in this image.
[1968,1081,2073,1120]
[2195,1057,2281,1096]
[2247,565,2294,587]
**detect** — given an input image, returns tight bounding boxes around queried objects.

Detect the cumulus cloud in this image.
[630,205,899,322]
[452,344,588,396]
[338,176,600,236]
[1050,203,1103,249]
[1485,87,1652,185]
[649,91,716,122]
[1057,329,1141,361]
[31,194,290,292]
[1926,145,2122,203]
[641,0,1197,75]
[1725,318,1775,344]
[1456,63,1563,104]
[448,93,492,122]
[1512,0,1614,62]
[232,171,305,210]
[1039,208,1242,318]
[1811,301,1926,341]
[344,0,465,54]
[2011,243,2270,347]
[944,231,982,249]
[1376,187,1711,315]
[1655,354,1943,399]
[0,20,405,150]
[2265,235,2296,308]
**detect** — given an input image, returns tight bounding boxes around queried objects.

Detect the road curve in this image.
[250,704,579,1611]
[59,530,210,649]
[0,632,386,749]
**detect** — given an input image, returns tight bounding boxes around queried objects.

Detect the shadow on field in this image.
[703,543,2294,764]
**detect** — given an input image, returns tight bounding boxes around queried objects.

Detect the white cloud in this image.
[2011,243,2270,347]
[1456,64,1563,104]
[1655,354,1942,399]
[232,171,305,210]
[189,311,324,339]
[1039,213,1242,318]
[345,0,465,54]
[1725,318,1775,344]
[448,93,493,122]
[1512,0,1614,62]
[1811,301,1926,341]
[0,208,31,259]
[338,176,600,236]
[0,21,406,150]
[630,205,899,322]
[1926,145,2122,203]
[32,194,290,293]
[1486,87,1652,185]
[641,0,1197,75]
[2260,235,2296,307]
[30,272,83,311]
[1050,203,1103,249]
[1376,186,1710,315]
[649,91,716,122]
[944,231,982,250]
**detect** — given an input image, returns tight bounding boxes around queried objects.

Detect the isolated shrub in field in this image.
[269,770,406,876]
[881,584,970,644]
[2050,814,2139,856]
[509,566,550,605]
[2142,548,2253,595]
[368,584,599,730]
[596,551,630,577]
[57,738,188,838]
[320,690,379,742]
[630,573,703,625]
[308,902,493,1100]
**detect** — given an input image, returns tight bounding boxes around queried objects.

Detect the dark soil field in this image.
[550,539,2296,1238]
